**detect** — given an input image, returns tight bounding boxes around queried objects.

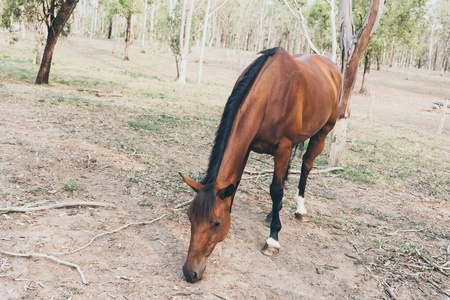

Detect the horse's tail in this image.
[202,47,281,185]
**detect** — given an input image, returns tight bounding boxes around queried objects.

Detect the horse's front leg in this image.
[262,145,291,256]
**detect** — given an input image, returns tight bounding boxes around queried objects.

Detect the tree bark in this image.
[197,0,212,84]
[36,0,80,84]
[141,0,148,47]
[327,0,384,166]
[359,49,372,93]
[389,37,395,68]
[178,0,194,84]
[107,18,113,39]
[124,14,132,61]
[327,0,337,63]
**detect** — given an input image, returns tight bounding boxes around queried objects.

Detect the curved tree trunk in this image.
[36,0,80,84]
[327,0,384,166]
[359,49,372,93]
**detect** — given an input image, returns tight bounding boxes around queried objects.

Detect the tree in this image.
[327,0,384,166]
[197,0,228,84]
[178,0,194,84]
[36,0,80,84]
[116,0,142,60]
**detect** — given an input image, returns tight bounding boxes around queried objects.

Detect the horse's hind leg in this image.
[295,124,334,221]
[262,144,291,256]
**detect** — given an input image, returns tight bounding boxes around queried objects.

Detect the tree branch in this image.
[282,0,322,55]
[0,249,89,284]
[243,167,343,176]
[0,202,116,213]
[52,214,167,255]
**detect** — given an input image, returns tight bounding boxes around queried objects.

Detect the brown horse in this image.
[180,47,342,283]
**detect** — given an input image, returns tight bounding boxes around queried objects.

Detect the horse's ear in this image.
[218,184,235,199]
[179,173,203,193]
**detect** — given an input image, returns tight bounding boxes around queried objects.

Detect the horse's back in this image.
[250,50,341,150]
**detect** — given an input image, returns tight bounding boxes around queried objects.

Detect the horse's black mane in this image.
[189,47,280,221]
[200,47,281,186]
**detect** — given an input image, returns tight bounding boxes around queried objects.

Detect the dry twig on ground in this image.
[386,228,424,236]
[0,249,88,284]
[383,282,397,299]
[0,202,115,213]
[243,167,343,176]
[415,248,449,278]
[53,214,167,255]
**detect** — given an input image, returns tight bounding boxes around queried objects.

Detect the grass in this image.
[62,179,86,192]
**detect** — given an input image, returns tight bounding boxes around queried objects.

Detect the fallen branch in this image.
[386,228,424,236]
[427,279,450,297]
[77,88,122,94]
[383,282,397,299]
[0,202,116,213]
[174,199,193,210]
[53,214,166,255]
[415,248,449,278]
[0,249,88,285]
[243,167,343,176]
[96,92,123,97]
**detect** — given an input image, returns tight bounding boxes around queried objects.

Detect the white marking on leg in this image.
[266,237,280,248]
[295,191,307,215]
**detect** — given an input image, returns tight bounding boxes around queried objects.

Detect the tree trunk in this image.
[124,14,132,61]
[149,4,155,45]
[197,0,212,84]
[36,0,80,84]
[178,0,194,84]
[407,50,413,80]
[427,18,436,70]
[327,0,384,166]
[359,49,372,93]
[108,18,113,39]
[376,56,380,70]
[328,0,337,63]
[141,0,148,47]
[388,37,395,68]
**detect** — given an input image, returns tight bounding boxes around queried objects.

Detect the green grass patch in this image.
[126,120,163,132]
[62,179,86,192]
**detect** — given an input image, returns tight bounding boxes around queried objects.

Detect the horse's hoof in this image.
[262,242,280,256]
[295,212,308,222]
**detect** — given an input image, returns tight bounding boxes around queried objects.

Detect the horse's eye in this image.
[213,222,221,228]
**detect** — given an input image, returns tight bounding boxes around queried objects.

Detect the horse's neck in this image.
[215,95,264,189]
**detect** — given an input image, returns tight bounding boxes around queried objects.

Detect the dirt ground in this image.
[0,34,449,299]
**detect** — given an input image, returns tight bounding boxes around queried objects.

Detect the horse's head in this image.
[180,173,235,283]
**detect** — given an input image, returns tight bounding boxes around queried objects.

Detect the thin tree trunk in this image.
[327,0,337,63]
[376,56,380,70]
[107,18,113,39]
[197,0,212,84]
[389,37,395,68]
[359,49,372,93]
[408,50,413,80]
[149,3,155,45]
[141,0,148,47]
[124,14,132,61]
[36,0,80,84]
[178,0,194,84]
[427,18,436,70]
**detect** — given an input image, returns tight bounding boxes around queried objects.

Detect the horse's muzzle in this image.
[183,260,206,283]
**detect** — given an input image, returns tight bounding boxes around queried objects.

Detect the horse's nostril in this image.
[192,271,198,281]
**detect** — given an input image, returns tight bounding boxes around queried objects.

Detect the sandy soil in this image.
[0,34,449,299]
